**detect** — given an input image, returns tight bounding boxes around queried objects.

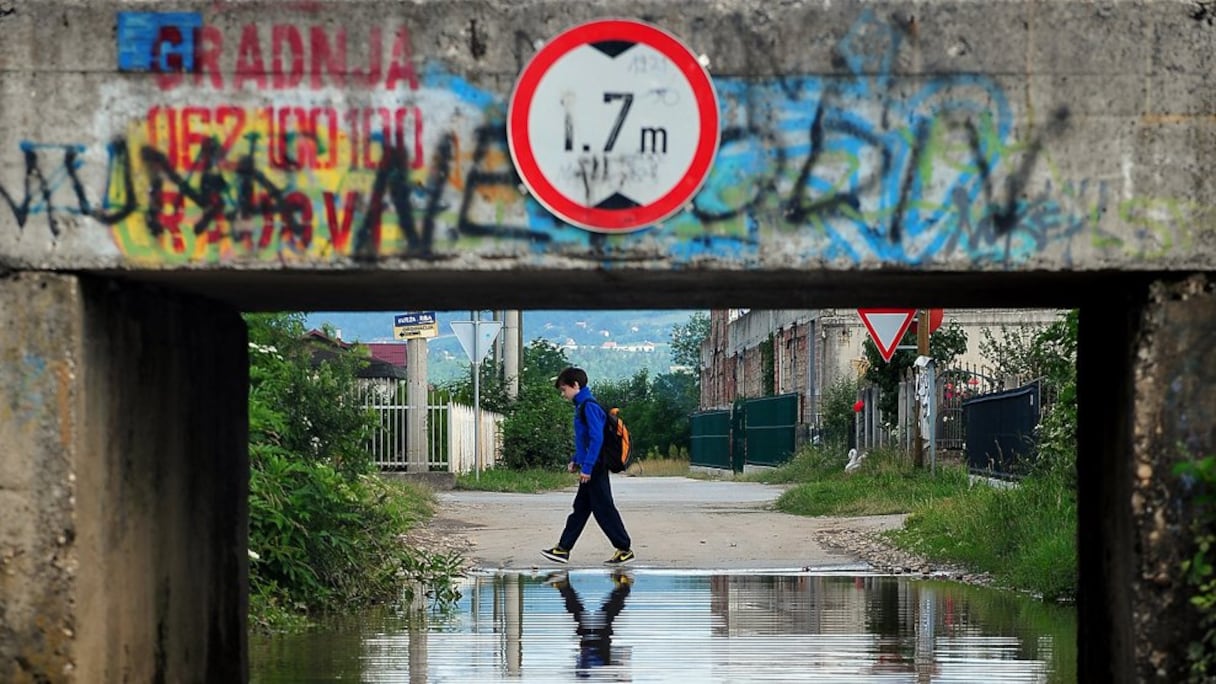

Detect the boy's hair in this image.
[554,367,588,390]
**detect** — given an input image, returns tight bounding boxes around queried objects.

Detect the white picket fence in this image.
[444,402,504,474]
[359,382,502,473]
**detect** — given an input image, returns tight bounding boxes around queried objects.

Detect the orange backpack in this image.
[580,401,634,473]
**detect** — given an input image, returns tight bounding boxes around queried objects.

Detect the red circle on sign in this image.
[507,19,720,232]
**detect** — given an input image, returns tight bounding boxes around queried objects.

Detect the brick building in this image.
[699,309,1065,426]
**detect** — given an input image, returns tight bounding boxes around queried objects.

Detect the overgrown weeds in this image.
[246,313,466,633]
[889,469,1076,601]
[754,445,1077,601]
[1174,454,1216,681]
[759,447,968,516]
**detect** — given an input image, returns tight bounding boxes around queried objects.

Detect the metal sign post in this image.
[451,316,503,480]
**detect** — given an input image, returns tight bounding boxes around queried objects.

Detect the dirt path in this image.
[409,476,912,572]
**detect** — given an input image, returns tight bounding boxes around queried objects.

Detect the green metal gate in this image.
[690,409,731,469]
[741,393,799,467]
[731,399,747,472]
[690,393,800,472]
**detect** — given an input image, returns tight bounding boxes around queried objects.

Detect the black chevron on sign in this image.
[590,40,637,58]
[595,193,640,210]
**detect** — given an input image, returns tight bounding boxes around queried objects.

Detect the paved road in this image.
[428,476,906,571]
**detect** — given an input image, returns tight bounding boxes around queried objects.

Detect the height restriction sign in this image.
[507,19,720,232]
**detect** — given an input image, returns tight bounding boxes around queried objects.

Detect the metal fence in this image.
[690,393,800,472]
[359,381,502,473]
[847,362,1056,475]
[690,409,731,470]
[963,381,1042,477]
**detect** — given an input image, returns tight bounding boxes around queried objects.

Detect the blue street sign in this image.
[395,311,436,327]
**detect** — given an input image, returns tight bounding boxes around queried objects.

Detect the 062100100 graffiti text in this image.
[145,104,425,172]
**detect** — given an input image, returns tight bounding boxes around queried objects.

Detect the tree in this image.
[820,376,862,450]
[597,369,700,458]
[441,340,574,470]
[980,311,1078,480]
[670,311,709,370]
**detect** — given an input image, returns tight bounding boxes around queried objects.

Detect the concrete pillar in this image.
[1,273,248,683]
[1079,274,1216,682]
[504,311,520,400]
[406,338,428,472]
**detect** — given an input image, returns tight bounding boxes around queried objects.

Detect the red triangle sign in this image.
[857,309,918,362]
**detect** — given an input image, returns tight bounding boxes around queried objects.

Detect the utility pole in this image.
[406,337,428,472]
[504,311,520,400]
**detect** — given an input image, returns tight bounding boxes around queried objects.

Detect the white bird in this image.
[844,448,867,473]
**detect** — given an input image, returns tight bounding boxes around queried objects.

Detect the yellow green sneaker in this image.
[605,548,635,565]
[541,546,570,564]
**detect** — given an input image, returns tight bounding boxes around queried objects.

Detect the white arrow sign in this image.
[451,320,504,365]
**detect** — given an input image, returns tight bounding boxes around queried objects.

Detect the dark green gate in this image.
[690,394,800,472]
[690,409,731,469]
[741,393,800,467]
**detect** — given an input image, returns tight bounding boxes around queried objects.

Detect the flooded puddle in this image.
[251,570,1076,682]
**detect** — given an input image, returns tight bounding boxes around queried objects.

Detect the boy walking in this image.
[541,367,635,566]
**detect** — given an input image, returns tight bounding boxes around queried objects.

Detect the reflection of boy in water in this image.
[547,572,632,674]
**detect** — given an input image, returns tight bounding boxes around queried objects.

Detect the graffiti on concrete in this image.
[0,143,90,238]
[117,12,420,91]
[3,11,1213,265]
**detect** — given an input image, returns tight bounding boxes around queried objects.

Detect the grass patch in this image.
[769,447,968,516]
[455,458,691,491]
[754,445,1077,601]
[888,471,1077,601]
[632,457,690,477]
[455,467,574,493]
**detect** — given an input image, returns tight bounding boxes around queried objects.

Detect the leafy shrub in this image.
[245,313,459,628]
[499,380,572,470]
[819,376,860,450]
[1174,455,1216,681]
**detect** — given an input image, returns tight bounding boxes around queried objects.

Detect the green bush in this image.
[499,380,572,470]
[245,313,457,629]
[1174,454,1216,681]
[819,376,860,451]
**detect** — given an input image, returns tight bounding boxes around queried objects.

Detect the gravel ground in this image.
[404,475,996,587]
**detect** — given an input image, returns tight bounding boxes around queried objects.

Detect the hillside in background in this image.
[303,310,703,383]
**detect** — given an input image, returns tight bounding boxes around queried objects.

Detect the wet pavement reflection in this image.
[250,570,1076,683]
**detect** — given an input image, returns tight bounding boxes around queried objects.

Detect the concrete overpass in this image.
[1,0,1213,680]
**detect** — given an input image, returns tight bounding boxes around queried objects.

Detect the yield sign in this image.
[857,309,918,363]
[450,320,504,365]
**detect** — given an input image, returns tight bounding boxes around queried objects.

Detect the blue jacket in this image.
[572,386,606,475]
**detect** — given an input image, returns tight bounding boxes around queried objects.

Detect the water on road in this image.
[251,569,1075,683]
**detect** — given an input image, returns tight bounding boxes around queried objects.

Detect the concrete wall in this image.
[0,273,248,682]
[1,274,83,680]
[0,1,1212,311]
[1,0,1215,680]
[1127,277,1216,680]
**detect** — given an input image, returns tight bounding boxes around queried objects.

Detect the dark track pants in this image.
[558,460,631,552]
